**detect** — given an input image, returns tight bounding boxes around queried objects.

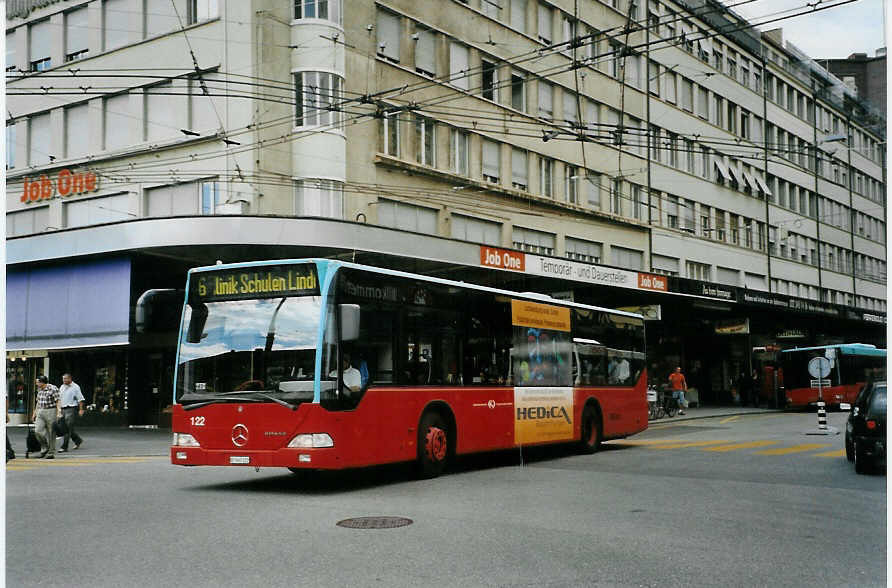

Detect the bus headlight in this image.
[173,433,200,447]
[288,433,334,448]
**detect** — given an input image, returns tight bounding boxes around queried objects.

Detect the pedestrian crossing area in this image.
[610,438,846,458]
[5,456,166,471]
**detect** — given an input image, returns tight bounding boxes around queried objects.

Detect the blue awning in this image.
[7,258,131,350]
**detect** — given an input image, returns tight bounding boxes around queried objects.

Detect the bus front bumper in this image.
[170,446,343,469]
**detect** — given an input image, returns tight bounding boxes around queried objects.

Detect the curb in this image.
[648,409,783,424]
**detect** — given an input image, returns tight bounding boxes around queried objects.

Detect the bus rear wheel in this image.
[579,405,601,454]
[418,412,449,478]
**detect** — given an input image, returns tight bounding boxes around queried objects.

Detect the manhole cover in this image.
[336,516,413,529]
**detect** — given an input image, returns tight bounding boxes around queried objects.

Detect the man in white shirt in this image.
[329,354,362,397]
[59,373,85,452]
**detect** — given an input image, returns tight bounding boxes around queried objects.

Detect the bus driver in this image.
[330,353,362,396]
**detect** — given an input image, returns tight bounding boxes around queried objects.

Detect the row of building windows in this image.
[764,122,884,201]
[764,174,885,245]
[377,106,785,222]
[461,0,881,173]
[6,0,219,73]
[293,0,341,24]
[378,114,606,209]
[764,72,883,165]
[852,295,887,313]
[7,177,345,235]
[651,255,769,290]
[655,195,769,253]
[6,178,226,237]
[375,5,882,215]
[375,114,884,280]
[7,73,219,168]
[370,196,632,268]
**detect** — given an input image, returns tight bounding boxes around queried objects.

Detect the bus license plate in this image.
[229,456,250,464]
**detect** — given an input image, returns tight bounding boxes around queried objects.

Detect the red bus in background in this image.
[779,344,887,408]
[169,259,648,477]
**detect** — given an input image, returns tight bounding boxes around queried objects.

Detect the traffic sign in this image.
[807,356,831,379]
[810,379,831,387]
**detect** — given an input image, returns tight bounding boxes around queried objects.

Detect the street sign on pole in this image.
[804,356,838,435]
[807,357,831,379]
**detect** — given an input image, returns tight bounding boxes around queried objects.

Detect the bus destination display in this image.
[191,265,319,301]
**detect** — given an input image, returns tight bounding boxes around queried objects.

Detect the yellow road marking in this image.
[609,439,678,446]
[649,440,731,449]
[813,449,846,458]
[6,456,161,470]
[703,440,778,452]
[719,416,741,424]
[755,443,831,456]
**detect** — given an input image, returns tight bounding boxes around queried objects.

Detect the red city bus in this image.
[170,259,648,477]
[779,344,887,408]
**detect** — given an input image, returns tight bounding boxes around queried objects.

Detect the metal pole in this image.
[817,381,827,430]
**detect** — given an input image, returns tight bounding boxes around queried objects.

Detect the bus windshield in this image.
[176,264,324,406]
[177,296,321,405]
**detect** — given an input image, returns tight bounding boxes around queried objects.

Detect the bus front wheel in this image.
[579,404,601,454]
[418,412,449,478]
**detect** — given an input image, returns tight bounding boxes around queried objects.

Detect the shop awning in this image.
[7,258,131,350]
[727,164,745,187]
[754,174,773,196]
[713,159,732,183]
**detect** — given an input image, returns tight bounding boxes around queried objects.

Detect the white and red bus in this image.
[780,344,887,408]
[170,259,647,476]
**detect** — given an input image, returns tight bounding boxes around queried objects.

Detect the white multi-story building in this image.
[5,0,885,422]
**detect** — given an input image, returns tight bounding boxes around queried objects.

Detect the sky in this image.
[724,0,886,59]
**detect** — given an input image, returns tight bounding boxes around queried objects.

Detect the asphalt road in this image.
[5,411,885,587]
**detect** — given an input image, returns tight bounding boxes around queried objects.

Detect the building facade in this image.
[5,0,886,424]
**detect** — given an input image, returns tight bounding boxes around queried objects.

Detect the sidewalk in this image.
[4,406,783,459]
[649,405,782,424]
[5,425,171,458]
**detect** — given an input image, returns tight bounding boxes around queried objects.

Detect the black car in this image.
[844,381,886,474]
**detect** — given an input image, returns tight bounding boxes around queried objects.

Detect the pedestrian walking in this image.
[32,375,61,459]
[668,366,688,415]
[6,391,14,462]
[58,373,85,452]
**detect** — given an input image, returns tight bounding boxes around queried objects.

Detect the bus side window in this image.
[337,270,397,385]
[361,307,395,384]
[463,294,511,386]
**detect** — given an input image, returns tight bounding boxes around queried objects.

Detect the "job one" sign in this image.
[20,169,99,203]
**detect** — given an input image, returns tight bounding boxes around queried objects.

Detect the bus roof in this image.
[780,343,886,357]
[187,258,645,321]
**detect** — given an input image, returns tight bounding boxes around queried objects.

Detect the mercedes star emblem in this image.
[231,424,249,447]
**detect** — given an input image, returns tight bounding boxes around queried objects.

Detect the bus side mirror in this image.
[186,303,209,343]
[136,289,183,333]
[340,304,360,342]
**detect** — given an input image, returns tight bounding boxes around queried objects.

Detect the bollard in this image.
[817,401,827,430]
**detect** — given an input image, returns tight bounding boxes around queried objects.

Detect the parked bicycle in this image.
[648,384,682,420]
[647,385,662,420]
[662,390,679,418]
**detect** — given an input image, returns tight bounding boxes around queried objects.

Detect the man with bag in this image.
[6,391,14,462]
[58,373,84,452]
[32,375,61,459]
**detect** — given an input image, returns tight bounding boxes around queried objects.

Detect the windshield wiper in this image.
[217,390,299,411]
[182,395,268,411]
[182,391,298,411]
